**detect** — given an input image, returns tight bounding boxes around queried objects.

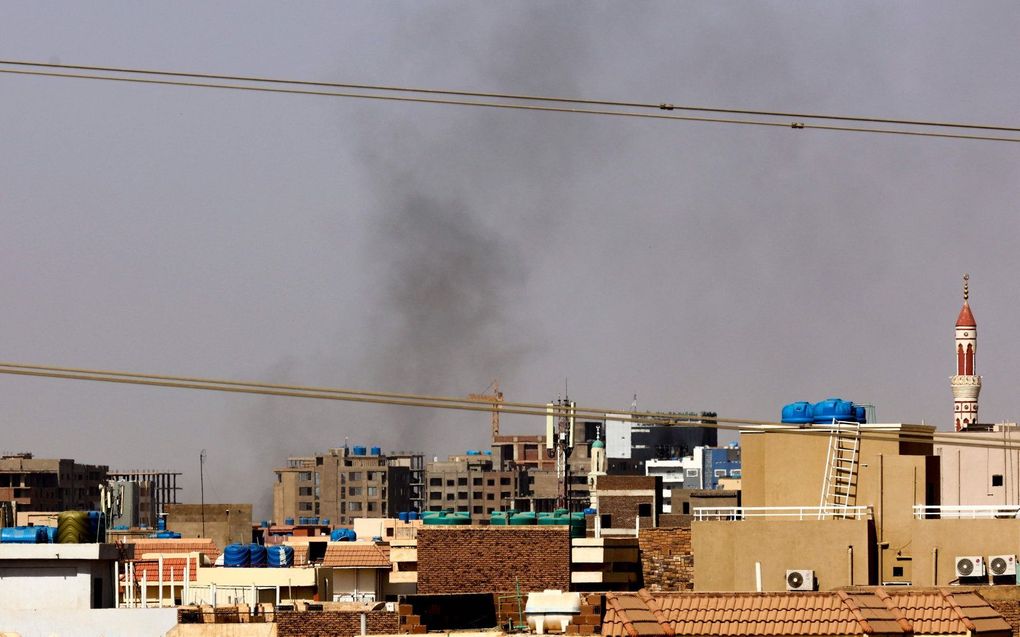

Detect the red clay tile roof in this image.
[877,589,1011,635]
[321,543,391,569]
[602,590,1010,637]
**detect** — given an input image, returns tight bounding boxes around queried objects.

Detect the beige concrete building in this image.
[935,424,1020,506]
[273,447,419,527]
[166,503,252,551]
[0,453,108,513]
[424,454,525,523]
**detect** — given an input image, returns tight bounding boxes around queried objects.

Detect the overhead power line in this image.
[0,60,1018,144]
[2,58,1018,134]
[2,361,1019,452]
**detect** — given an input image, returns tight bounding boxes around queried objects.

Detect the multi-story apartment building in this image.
[273,447,420,527]
[425,453,526,523]
[0,453,108,512]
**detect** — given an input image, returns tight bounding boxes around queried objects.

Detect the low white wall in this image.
[0,608,178,637]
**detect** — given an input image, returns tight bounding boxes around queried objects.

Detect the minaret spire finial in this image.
[963,273,970,301]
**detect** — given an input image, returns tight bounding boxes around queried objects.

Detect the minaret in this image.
[587,437,608,508]
[951,274,981,430]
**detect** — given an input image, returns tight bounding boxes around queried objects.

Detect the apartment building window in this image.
[486,493,494,500]
[457,492,468,500]
[429,478,442,486]
[500,477,511,486]
[446,480,454,487]
[350,472,362,481]
[487,479,495,487]
[473,506,483,514]
[299,487,313,496]
[446,494,455,501]
[367,502,377,512]
[298,472,312,481]
[473,477,483,486]
[457,477,468,486]
[349,487,362,496]
[299,502,313,511]
[367,487,378,496]
[993,474,1004,487]
[350,502,362,512]
[638,503,652,517]
[500,492,510,499]
[472,491,482,499]
[366,472,376,481]
[429,491,442,500]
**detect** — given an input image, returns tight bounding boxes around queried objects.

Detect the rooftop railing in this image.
[913,504,1020,519]
[693,505,873,521]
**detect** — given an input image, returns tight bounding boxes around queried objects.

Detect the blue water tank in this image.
[484,450,492,456]
[583,507,597,515]
[408,511,419,521]
[224,544,250,567]
[267,545,294,568]
[466,450,479,456]
[855,406,867,424]
[321,518,330,526]
[781,401,814,424]
[249,544,267,567]
[151,531,182,539]
[260,520,270,528]
[370,446,382,456]
[43,526,58,543]
[330,528,357,542]
[284,518,294,525]
[398,512,409,522]
[353,446,366,456]
[1,527,48,543]
[812,398,855,423]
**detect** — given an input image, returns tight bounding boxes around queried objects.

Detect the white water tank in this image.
[525,589,581,634]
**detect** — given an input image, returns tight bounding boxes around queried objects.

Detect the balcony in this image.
[693,505,873,521]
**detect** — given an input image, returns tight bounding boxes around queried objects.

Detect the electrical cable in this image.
[2,361,1020,452]
[1,67,1017,144]
[2,58,1018,134]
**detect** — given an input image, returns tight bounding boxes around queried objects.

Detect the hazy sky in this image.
[2,2,1019,515]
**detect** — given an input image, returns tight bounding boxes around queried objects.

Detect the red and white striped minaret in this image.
[951,274,981,431]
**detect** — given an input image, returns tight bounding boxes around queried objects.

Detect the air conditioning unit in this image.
[955,556,985,578]
[989,555,1016,577]
[786,569,814,591]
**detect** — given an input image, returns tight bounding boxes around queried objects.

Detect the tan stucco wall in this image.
[739,426,937,584]
[692,519,871,591]
[912,518,1020,586]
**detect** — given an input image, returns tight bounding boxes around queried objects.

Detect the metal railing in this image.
[694,505,872,521]
[914,504,1020,519]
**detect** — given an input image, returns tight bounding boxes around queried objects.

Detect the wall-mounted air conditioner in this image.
[786,569,814,591]
[988,555,1016,577]
[955,556,985,578]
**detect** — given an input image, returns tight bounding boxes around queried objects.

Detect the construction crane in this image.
[468,380,504,439]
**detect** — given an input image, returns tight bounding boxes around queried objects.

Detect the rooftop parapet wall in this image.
[416,526,570,594]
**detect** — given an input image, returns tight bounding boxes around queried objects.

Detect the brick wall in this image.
[277,610,399,637]
[600,494,654,529]
[638,527,694,591]
[417,526,571,594]
[988,599,1020,637]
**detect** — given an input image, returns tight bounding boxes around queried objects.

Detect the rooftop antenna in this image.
[963,273,970,301]
[199,449,207,538]
[631,393,638,413]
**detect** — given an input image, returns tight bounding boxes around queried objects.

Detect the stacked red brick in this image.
[566,593,605,635]
[398,603,427,634]
[416,526,571,595]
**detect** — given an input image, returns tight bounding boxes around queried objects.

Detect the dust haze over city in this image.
[1,3,1019,516]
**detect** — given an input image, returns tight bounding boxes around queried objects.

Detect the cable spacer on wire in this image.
[791,121,805,129]
[659,103,675,110]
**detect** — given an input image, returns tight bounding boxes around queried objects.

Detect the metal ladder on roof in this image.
[818,420,861,519]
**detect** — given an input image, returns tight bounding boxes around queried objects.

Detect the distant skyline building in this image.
[951,274,981,431]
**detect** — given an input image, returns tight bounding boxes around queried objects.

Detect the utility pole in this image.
[200,449,206,538]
